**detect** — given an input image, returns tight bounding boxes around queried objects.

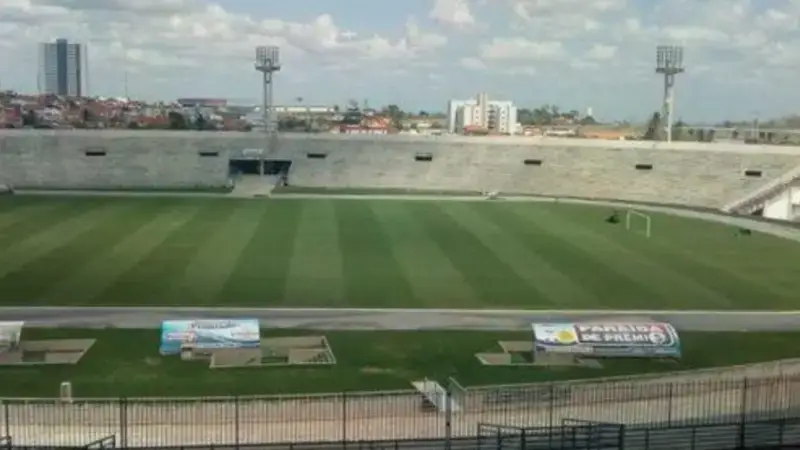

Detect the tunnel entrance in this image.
[228,159,292,177]
[229,159,260,176]
[264,160,292,176]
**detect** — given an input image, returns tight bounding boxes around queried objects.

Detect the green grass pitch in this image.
[0,195,798,309]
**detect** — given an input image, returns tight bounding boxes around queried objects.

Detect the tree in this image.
[517,108,535,125]
[672,119,687,141]
[382,104,405,129]
[22,110,36,127]
[168,111,187,130]
[643,112,663,141]
[195,113,207,131]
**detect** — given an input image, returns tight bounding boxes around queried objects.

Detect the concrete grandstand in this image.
[2,129,800,217]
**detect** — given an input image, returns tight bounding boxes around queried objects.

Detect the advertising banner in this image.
[0,321,23,350]
[159,319,261,355]
[532,322,681,358]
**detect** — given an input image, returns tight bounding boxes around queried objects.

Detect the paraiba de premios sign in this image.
[532,322,681,358]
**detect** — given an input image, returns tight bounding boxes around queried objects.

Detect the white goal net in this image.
[625,209,651,238]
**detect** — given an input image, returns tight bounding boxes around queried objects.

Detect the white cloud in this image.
[3,0,442,72]
[460,56,486,70]
[511,0,626,19]
[404,18,448,52]
[480,38,564,60]
[755,8,799,32]
[429,0,475,27]
[586,44,616,61]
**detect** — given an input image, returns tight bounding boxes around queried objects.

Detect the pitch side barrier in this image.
[7,416,800,450]
[475,416,800,450]
[470,358,800,413]
[4,365,800,447]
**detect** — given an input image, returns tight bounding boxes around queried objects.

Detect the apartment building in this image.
[447,93,518,135]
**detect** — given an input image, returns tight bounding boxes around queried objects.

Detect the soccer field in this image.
[0,195,798,310]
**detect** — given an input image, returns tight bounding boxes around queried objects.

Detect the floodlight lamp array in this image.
[255,46,281,71]
[655,45,684,74]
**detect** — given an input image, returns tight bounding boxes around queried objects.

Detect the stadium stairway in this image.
[722,163,800,216]
[411,379,462,413]
[230,175,275,198]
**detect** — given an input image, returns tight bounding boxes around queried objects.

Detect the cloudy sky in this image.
[1,0,799,121]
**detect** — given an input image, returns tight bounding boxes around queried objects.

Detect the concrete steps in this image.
[230,176,275,198]
[411,379,461,413]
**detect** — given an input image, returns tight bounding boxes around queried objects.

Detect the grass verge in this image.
[0,329,797,398]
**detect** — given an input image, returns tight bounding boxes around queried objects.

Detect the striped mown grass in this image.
[0,195,797,310]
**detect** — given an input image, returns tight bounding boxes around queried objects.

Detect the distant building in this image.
[273,105,336,115]
[339,124,389,135]
[447,93,518,135]
[177,98,228,108]
[39,39,86,97]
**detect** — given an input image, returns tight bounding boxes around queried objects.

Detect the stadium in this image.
[1,129,800,449]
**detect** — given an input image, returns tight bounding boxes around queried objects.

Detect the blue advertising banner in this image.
[532,322,681,358]
[159,319,261,355]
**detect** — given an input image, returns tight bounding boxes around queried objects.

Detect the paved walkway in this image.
[3,307,800,331]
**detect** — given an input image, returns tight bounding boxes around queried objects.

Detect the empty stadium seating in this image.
[2,129,800,209]
[0,130,232,189]
[278,134,800,209]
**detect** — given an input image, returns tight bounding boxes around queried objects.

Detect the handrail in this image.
[722,163,800,213]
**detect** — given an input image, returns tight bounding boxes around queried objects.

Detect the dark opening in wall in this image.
[635,164,653,171]
[744,169,763,178]
[415,153,433,162]
[523,159,543,166]
[307,153,327,159]
[198,151,219,157]
[84,150,106,157]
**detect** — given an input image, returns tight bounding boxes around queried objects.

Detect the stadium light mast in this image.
[254,46,281,176]
[655,45,685,143]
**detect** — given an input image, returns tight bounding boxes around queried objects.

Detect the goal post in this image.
[625,209,651,238]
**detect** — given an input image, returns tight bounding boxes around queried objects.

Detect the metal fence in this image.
[2,372,800,448]
[476,417,800,450]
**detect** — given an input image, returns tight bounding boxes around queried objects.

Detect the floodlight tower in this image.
[254,46,281,174]
[655,45,685,142]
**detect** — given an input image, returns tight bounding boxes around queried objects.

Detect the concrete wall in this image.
[3,130,800,208]
[0,131,233,189]
[763,186,800,220]
[276,134,800,208]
